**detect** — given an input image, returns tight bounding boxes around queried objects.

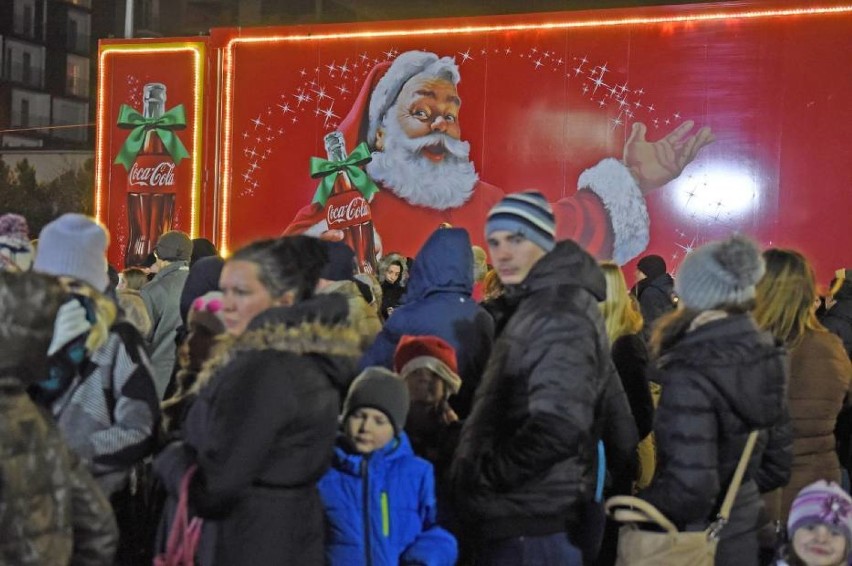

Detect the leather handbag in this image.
[605,430,758,566]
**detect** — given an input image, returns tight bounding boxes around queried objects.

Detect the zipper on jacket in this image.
[381,491,390,537]
[361,457,372,566]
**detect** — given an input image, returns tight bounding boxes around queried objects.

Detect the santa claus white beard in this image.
[366,118,479,210]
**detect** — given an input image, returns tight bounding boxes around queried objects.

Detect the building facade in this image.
[0,0,92,148]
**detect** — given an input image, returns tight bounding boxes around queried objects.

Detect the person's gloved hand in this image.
[48,299,92,356]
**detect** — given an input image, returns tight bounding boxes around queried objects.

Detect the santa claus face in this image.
[377,76,462,162]
[367,75,478,211]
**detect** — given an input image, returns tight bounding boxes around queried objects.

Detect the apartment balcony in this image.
[2,63,45,90]
[65,75,89,98]
[67,33,91,54]
[10,111,51,129]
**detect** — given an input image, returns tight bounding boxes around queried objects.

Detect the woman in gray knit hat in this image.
[635,234,793,566]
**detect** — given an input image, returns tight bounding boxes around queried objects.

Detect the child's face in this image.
[793,523,848,566]
[404,368,445,405]
[345,408,395,454]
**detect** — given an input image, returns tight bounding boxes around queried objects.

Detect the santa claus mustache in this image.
[395,130,472,160]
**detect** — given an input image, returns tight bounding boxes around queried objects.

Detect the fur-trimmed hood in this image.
[195,294,361,393]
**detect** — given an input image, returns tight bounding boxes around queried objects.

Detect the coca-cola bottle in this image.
[125,83,178,267]
[323,131,377,274]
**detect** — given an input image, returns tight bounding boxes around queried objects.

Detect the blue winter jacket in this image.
[359,228,494,416]
[318,432,457,566]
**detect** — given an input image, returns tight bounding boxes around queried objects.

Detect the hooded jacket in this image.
[821,280,852,358]
[360,229,494,418]
[452,240,638,539]
[639,314,792,531]
[318,432,457,566]
[156,294,361,565]
[1,376,119,566]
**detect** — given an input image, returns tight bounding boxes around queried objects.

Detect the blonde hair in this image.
[599,262,643,344]
[483,269,504,301]
[754,248,825,348]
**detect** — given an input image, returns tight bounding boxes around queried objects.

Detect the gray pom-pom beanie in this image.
[675,235,765,311]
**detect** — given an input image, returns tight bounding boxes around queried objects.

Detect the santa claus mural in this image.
[285,50,714,264]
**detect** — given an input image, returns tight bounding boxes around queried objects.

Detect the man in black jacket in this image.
[451,191,638,565]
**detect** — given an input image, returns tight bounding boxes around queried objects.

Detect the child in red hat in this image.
[394,334,462,474]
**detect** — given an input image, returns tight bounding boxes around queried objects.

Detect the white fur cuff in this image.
[578,158,650,265]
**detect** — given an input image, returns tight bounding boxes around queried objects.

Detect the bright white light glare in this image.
[670,161,758,223]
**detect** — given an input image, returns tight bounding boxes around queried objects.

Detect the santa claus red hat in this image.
[337,51,461,152]
[394,334,462,397]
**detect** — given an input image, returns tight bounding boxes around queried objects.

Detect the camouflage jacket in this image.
[0,376,118,566]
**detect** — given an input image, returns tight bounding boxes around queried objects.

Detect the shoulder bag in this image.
[605,430,758,566]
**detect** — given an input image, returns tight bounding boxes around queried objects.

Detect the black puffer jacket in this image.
[156,294,361,566]
[452,240,638,540]
[639,313,791,564]
[637,273,676,336]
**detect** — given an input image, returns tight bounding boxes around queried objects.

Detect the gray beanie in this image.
[343,367,410,434]
[34,213,109,292]
[675,235,765,311]
[155,230,192,262]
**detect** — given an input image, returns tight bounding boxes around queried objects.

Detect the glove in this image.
[48,299,93,356]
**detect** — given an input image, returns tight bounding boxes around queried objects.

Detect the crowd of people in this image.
[1,193,852,566]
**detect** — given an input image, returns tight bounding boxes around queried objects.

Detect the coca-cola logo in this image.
[327,196,371,227]
[129,160,176,187]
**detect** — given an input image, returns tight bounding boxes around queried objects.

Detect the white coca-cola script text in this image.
[327,196,371,227]
[129,161,176,187]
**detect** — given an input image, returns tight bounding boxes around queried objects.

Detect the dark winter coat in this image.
[636,273,675,337]
[360,228,494,419]
[1,376,118,566]
[318,432,458,566]
[155,294,361,566]
[821,284,852,358]
[611,333,654,440]
[451,240,639,540]
[763,329,852,523]
[639,313,792,566]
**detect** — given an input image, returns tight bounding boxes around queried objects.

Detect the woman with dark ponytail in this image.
[154,236,361,565]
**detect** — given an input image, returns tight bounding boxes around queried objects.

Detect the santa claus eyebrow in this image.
[411,89,461,107]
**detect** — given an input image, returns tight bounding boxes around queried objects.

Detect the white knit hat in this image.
[34,213,110,292]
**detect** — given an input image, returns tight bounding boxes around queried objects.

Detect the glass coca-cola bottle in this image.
[125,82,177,267]
[323,131,377,274]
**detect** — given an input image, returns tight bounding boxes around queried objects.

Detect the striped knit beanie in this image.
[788,481,852,552]
[485,191,556,252]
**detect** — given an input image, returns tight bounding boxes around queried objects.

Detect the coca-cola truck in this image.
[95,1,852,286]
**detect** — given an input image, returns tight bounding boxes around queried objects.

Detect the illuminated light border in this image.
[95,42,206,240]
[217,4,852,255]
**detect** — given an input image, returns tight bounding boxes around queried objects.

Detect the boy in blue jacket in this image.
[318,367,458,566]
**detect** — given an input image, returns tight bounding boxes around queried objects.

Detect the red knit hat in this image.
[394,335,462,397]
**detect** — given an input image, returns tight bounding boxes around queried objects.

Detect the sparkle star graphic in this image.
[675,238,697,255]
[250,115,264,130]
[533,58,544,70]
[277,102,293,114]
[458,49,474,63]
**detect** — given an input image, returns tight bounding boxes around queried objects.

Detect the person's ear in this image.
[375,126,385,151]
[274,290,296,307]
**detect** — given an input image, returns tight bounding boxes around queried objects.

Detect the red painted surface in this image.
[98,4,852,285]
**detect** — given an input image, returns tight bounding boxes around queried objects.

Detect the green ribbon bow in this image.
[114,104,190,170]
[310,142,380,206]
